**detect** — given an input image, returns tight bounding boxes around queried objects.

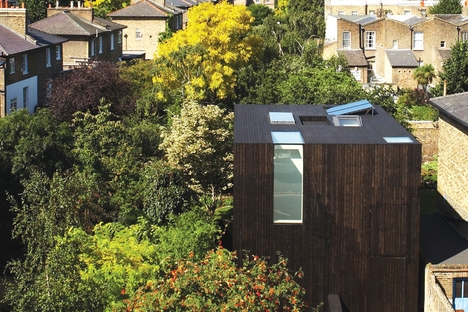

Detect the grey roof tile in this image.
[338,49,368,67]
[0,24,38,55]
[27,28,68,46]
[430,92,468,129]
[108,0,177,17]
[385,49,418,67]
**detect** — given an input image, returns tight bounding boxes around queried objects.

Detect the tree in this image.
[20,0,49,22]
[46,62,136,121]
[153,1,263,104]
[413,64,436,92]
[159,101,234,206]
[428,0,462,14]
[84,0,131,17]
[434,40,468,96]
[247,4,274,27]
[124,248,316,311]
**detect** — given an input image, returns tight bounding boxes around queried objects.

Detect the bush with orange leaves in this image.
[123,247,321,311]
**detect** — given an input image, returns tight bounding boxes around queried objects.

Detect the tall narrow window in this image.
[271,131,304,224]
[91,40,95,56]
[23,86,28,109]
[99,36,103,54]
[110,33,115,50]
[55,45,61,60]
[9,58,15,74]
[462,32,468,42]
[136,28,142,40]
[46,48,51,67]
[342,31,351,48]
[365,31,376,49]
[118,30,122,44]
[22,54,28,74]
[414,31,424,50]
[10,97,17,111]
[393,40,398,49]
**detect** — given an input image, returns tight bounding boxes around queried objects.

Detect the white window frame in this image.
[337,10,345,15]
[46,48,51,67]
[22,54,28,74]
[10,97,17,111]
[99,36,103,54]
[343,31,351,48]
[369,10,375,15]
[351,10,358,15]
[55,45,61,60]
[118,30,122,44]
[393,40,398,49]
[110,33,115,51]
[136,28,142,40]
[440,41,446,48]
[9,58,15,74]
[351,68,361,81]
[404,10,411,15]
[414,31,424,50]
[23,86,28,109]
[365,31,376,49]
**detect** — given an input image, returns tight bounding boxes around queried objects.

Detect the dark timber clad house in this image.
[233,102,421,311]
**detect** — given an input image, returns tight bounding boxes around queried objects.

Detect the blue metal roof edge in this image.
[326,100,373,116]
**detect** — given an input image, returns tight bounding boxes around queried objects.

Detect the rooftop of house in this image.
[430,92,468,129]
[386,49,419,67]
[433,14,468,25]
[0,24,38,55]
[338,49,367,67]
[27,28,68,46]
[108,0,181,18]
[234,102,420,145]
[29,10,125,36]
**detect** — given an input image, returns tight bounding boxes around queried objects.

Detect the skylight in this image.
[383,137,413,143]
[271,131,304,144]
[326,100,374,116]
[269,112,295,124]
[333,115,362,127]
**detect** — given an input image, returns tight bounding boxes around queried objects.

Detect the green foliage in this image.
[160,101,234,204]
[396,89,438,121]
[84,0,131,17]
[422,155,438,185]
[124,248,317,311]
[20,0,50,22]
[413,64,436,92]
[140,161,192,225]
[72,103,143,223]
[152,208,221,264]
[434,40,468,96]
[77,222,161,311]
[428,0,462,14]
[247,4,274,27]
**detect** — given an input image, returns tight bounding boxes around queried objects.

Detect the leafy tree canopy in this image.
[153,1,263,104]
[160,101,234,205]
[428,0,462,14]
[46,62,136,121]
[247,4,274,27]
[433,40,468,96]
[84,0,131,17]
[124,248,315,311]
[413,64,436,92]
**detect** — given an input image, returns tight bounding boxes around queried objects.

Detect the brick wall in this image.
[116,19,166,59]
[410,121,438,163]
[424,264,459,312]
[437,117,468,220]
[0,8,26,35]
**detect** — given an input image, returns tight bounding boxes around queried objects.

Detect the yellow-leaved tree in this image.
[153,1,262,103]
[84,0,130,17]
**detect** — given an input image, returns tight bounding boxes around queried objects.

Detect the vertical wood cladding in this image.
[234,141,421,311]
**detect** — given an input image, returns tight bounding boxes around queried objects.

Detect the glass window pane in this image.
[456,280,463,298]
[271,131,304,144]
[274,145,303,223]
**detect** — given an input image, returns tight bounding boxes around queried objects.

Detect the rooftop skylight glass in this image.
[269,112,295,124]
[383,137,413,143]
[271,131,304,144]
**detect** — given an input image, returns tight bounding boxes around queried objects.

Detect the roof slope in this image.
[234,104,419,145]
[386,49,418,67]
[28,28,68,46]
[29,11,125,36]
[108,0,179,18]
[0,24,38,55]
[430,92,468,129]
[338,49,368,67]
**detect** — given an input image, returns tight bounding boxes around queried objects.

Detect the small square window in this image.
[440,41,446,48]
[337,10,345,15]
[369,10,375,15]
[351,11,358,15]
[404,10,411,15]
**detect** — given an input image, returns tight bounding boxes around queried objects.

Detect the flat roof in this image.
[234,104,420,145]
